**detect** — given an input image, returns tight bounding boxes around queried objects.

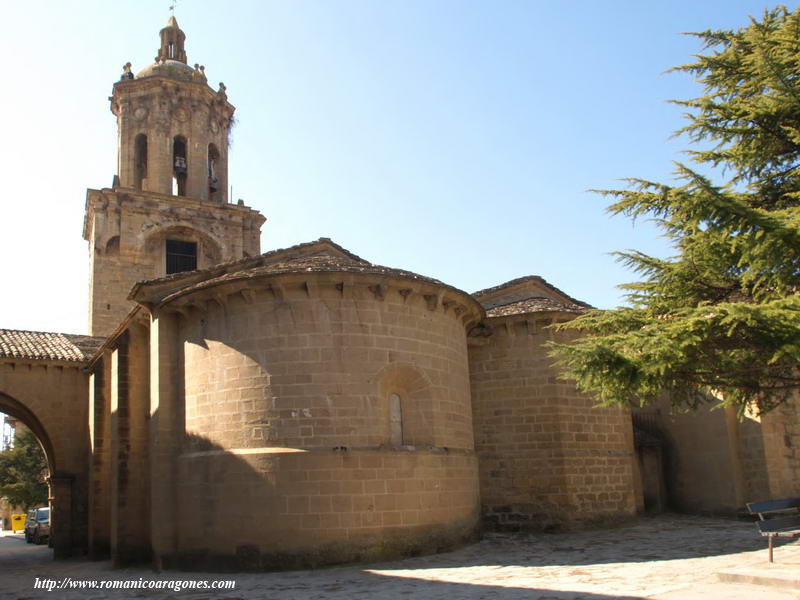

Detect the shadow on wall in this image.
[656,404,774,513]
[161,430,478,572]
[162,431,769,573]
[632,402,778,515]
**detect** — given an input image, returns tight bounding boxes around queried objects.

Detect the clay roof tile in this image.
[0,329,105,363]
[484,297,589,318]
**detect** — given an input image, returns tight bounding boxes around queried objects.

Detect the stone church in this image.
[0,17,798,570]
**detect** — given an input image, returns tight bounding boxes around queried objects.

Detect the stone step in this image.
[718,567,800,590]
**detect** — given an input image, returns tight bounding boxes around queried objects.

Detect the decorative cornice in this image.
[160,272,484,329]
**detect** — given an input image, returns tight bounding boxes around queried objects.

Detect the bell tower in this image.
[114,16,232,203]
[84,17,266,337]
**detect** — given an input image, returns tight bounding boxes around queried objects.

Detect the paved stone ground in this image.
[2,514,799,599]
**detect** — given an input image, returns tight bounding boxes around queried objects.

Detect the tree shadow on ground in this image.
[352,513,787,570]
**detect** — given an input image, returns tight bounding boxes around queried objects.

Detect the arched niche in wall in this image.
[375,363,434,448]
[104,235,120,256]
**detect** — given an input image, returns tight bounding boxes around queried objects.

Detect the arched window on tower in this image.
[207,144,220,201]
[172,136,187,196]
[134,134,147,191]
[168,42,175,59]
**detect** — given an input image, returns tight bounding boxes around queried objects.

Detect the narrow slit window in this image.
[166,239,197,274]
[389,393,403,446]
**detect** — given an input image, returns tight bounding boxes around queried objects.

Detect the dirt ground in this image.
[2,514,799,600]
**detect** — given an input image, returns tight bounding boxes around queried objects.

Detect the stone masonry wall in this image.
[180,274,477,452]
[109,325,151,565]
[469,315,636,531]
[88,352,112,559]
[172,448,478,570]
[736,412,771,505]
[759,397,800,499]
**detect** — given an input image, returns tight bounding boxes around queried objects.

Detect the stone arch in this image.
[0,362,91,558]
[374,363,434,447]
[0,391,73,558]
[0,392,56,476]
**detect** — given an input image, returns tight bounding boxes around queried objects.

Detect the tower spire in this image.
[156,15,187,64]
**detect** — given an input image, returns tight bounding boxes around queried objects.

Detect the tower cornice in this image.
[110,75,234,120]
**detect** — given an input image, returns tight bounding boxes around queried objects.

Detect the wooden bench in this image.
[747,497,800,562]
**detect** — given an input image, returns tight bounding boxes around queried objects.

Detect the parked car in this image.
[24,507,49,545]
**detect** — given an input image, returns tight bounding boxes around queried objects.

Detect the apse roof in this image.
[485,297,589,317]
[159,253,447,305]
[129,237,482,313]
[472,275,592,318]
[473,275,590,307]
[135,237,367,289]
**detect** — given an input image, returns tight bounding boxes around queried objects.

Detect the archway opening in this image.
[0,397,55,553]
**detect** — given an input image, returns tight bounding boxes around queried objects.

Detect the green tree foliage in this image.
[0,429,49,511]
[550,6,800,415]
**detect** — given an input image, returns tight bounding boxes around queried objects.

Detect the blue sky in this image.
[0,0,787,334]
